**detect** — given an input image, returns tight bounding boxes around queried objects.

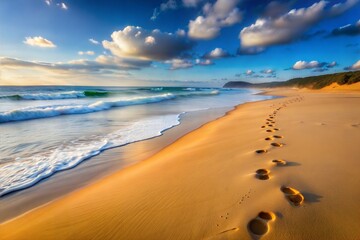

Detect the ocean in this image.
[0,86,273,197]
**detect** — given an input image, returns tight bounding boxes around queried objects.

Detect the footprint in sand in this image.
[273,135,283,139]
[267,124,274,127]
[266,129,275,132]
[261,126,266,128]
[255,149,267,154]
[255,169,270,180]
[273,128,280,131]
[248,211,276,237]
[271,142,284,147]
[280,186,305,206]
[265,137,273,141]
[272,159,287,166]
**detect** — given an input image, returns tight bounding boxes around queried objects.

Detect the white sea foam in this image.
[0,114,181,197]
[0,91,219,123]
[0,93,176,123]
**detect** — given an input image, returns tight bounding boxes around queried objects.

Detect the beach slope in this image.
[1,89,360,240]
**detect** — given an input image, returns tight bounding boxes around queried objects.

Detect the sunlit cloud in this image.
[188,0,242,39]
[203,48,231,59]
[344,59,360,70]
[240,0,359,48]
[24,36,56,48]
[165,58,193,70]
[292,60,326,70]
[246,69,254,75]
[102,26,194,61]
[0,56,151,75]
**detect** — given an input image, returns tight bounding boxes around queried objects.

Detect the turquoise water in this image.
[0,86,273,196]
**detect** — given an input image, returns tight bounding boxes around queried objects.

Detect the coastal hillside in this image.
[224,71,360,89]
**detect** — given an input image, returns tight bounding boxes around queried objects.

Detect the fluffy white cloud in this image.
[183,0,203,7]
[78,51,95,56]
[203,47,230,59]
[246,69,254,75]
[145,36,156,45]
[89,38,99,45]
[345,60,360,70]
[188,0,242,39]
[24,36,56,48]
[240,0,359,48]
[102,26,194,61]
[292,60,324,70]
[45,0,51,6]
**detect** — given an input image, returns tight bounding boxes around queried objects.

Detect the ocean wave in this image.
[0,94,176,123]
[0,114,181,197]
[0,91,219,123]
[0,90,110,100]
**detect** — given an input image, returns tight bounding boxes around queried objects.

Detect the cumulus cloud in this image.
[236,69,277,78]
[0,56,151,74]
[45,0,51,6]
[240,0,359,48]
[203,47,231,59]
[329,20,360,37]
[344,59,360,70]
[183,0,203,7]
[151,0,177,20]
[188,0,242,39]
[165,59,193,70]
[261,69,275,74]
[327,61,337,68]
[24,36,56,48]
[89,38,99,45]
[165,58,213,70]
[246,69,254,75]
[292,60,326,70]
[57,2,68,10]
[78,51,95,56]
[102,26,194,61]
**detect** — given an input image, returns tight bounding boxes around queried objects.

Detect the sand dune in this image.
[1,89,360,239]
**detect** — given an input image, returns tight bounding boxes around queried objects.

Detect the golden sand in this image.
[1,89,360,239]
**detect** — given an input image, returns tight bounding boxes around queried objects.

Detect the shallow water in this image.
[0,86,273,196]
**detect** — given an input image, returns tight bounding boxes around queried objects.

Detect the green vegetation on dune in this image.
[223,71,360,89]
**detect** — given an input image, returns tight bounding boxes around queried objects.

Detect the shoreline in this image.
[1,88,360,239]
[0,106,238,223]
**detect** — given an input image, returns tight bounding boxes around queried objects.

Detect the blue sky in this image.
[0,0,359,86]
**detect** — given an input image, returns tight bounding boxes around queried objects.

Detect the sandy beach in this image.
[1,88,360,240]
